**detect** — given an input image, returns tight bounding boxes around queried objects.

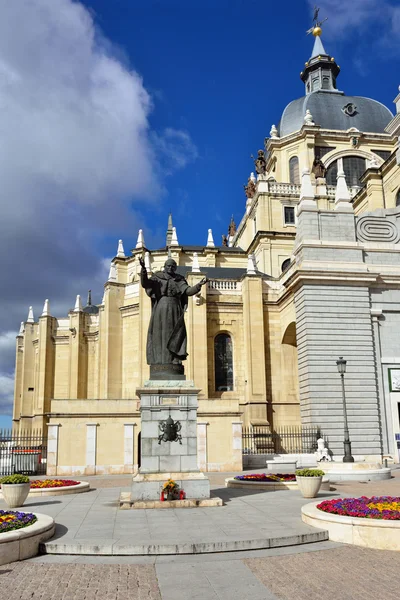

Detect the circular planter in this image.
[296,476,323,498]
[1,483,31,508]
[225,476,330,491]
[0,512,55,565]
[0,481,90,499]
[302,501,400,551]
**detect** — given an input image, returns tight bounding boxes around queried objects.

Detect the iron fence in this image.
[242,425,322,455]
[0,429,47,476]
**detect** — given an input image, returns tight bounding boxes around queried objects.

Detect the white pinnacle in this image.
[192,252,200,273]
[299,168,315,202]
[206,229,215,248]
[335,170,351,202]
[117,239,125,258]
[250,172,256,184]
[171,227,179,246]
[270,124,278,138]
[144,251,151,271]
[304,109,315,126]
[27,306,34,323]
[136,229,145,249]
[41,299,50,317]
[74,295,83,312]
[108,262,117,282]
[18,321,24,336]
[246,254,256,275]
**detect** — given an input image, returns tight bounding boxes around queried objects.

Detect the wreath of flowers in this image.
[317,496,400,520]
[0,510,37,533]
[234,473,296,482]
[30,479,79,489]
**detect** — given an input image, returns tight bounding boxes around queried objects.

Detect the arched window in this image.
[289,156,299,185]
[322,76,330,90]
[396,189,400,207]
[281,258,291,273]
[326,156,366,187]
[214,334,233,391]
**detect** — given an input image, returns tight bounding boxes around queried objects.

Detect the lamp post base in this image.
[343,441,354,463]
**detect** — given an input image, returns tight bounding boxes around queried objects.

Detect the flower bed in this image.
[234,473,296,482]
[30,479,79,489]
[317,496,400,520]
[0,510,37,533]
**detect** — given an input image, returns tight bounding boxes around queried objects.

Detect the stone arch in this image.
[281,322,299,404]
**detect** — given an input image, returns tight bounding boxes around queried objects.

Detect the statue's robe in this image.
[141,270,202,365]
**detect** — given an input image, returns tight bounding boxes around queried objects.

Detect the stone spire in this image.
[166,213,173,247]
[171,226,179,246]
[206,229,215,248]
[136,229,145,249]
[74,295,83,312]
[246,254,256,275]
[300,26,340,94]
[117,239,125,258]
[144,252,151,271]
[334,170,353,212]
[18,322,24,336]
[297,168,317,213]
[41,299,50,317]
[86,290,92,306]
[192,252,200,273]
[108,262,117,282]
[27,306,34,323]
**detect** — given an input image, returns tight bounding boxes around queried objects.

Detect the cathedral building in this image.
[12,26,400,474]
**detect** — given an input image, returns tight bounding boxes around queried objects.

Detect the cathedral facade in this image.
[12,29,400,474]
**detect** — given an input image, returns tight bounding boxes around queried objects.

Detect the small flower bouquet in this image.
[162,479,179,500]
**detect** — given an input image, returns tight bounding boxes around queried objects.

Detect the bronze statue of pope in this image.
[139,257,207,366]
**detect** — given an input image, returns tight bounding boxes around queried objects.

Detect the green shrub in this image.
[295,468,325,477]
[0,474,30,485]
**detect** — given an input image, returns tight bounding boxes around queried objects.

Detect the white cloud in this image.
[0,0,197,410]
[308,0,400,52]
[0,373,15,415]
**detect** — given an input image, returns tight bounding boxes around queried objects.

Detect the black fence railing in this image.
[0,429,47,476]
[242,425,322,455]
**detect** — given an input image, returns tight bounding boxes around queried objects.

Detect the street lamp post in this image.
[336,357,354,463]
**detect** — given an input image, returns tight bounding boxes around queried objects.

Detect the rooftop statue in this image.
[139,257,207,371]
[254,150,267,175]
[312,157,326,179]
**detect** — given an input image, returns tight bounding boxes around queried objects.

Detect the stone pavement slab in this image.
[155,559,278,600]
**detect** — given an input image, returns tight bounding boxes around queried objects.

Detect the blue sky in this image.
[0,0,399,429]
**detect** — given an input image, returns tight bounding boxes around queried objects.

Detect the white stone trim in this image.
[47,424,61,476]
[86,424,99,469]
[197,422,209,471]
[124,423,136,469]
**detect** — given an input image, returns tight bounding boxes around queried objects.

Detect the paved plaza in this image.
[0,470,399,599]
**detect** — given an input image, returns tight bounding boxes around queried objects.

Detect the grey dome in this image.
[278,91,393,137]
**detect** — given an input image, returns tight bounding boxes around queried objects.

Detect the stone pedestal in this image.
[132,380,210,501]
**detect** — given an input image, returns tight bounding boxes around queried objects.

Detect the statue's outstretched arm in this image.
[185,277,208,296]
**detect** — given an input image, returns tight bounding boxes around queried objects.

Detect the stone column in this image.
[197,422,208,471]
[232,421,243,470]
[47,424,60,476]
[86,423,98,475]
[124,423,136,474]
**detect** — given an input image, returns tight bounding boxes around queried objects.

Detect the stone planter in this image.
[296,476,322,499]
[1,482,31,508]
